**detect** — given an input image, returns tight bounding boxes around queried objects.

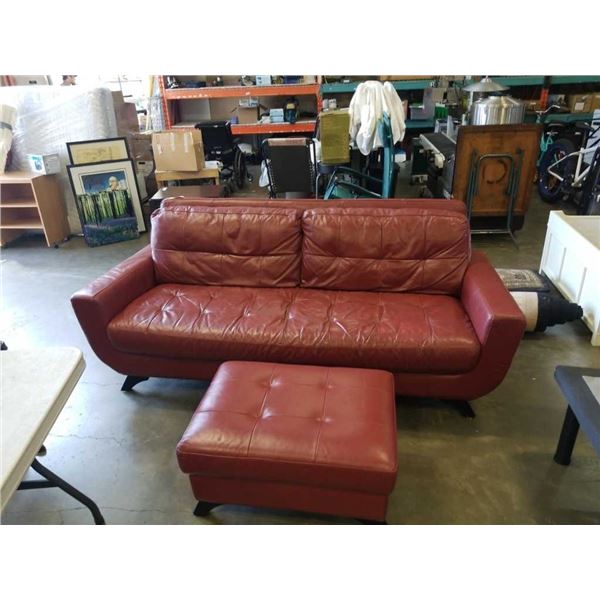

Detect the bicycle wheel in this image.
[581,147,600,215]
[234,148,247,189]
[538,138,576,203]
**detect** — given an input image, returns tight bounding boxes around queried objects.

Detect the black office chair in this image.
[261,138,316,198]
[194,120,253,191]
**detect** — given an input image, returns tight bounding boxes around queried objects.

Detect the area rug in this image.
[495,268,551,292]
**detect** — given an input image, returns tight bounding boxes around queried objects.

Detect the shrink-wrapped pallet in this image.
[0,104,17,173]
[0,86,118,232]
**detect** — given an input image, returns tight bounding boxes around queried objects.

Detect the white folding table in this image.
[1,347,105,524]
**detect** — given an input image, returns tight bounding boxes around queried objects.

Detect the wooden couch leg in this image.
[193,501,220,517]
[455,401,476,418]
[121,376,149,391]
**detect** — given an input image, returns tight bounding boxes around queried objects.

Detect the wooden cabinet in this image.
[452,124,542,218]
[0,172,70,247]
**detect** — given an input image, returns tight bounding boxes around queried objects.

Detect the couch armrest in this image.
[457,251,525,398]
[461,251,525,345]
[71,245,155,361]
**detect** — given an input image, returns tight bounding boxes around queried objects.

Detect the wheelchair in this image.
[194,120,253,192]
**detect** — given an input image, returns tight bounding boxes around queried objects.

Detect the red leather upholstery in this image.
[186,475,391,522]
[151,205,302,287]
[108,284,480,373]
[177,361,397,520]
[71,245,156,369]
[302,207,470,293]
[160,197,468,214]
[392,251,526,400]
[72,198,525,402]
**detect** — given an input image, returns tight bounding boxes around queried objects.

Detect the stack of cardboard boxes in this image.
[112,91,157,199]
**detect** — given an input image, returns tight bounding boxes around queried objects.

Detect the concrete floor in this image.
[1,177,599,525]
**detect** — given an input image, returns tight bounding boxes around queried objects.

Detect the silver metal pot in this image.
[470,95,525,125]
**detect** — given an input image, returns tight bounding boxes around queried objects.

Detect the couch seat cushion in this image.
[107,285,481,374]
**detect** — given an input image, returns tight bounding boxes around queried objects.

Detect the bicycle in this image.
[538,116,600,209]
[535,105,564,167]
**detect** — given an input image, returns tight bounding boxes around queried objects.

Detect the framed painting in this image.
[67,159,146,247]
[67,137,130,165]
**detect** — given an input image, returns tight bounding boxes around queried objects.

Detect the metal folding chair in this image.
[262,138,316,198]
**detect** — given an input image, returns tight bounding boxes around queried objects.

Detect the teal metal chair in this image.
[323,113,395,199]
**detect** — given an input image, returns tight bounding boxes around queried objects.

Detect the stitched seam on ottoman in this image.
[197,409,390,427]
[176,450,397,474]
[313,367,330,463]
[245,364,276,456]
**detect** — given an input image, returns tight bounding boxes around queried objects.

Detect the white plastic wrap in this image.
[0,104,17,173]
[0,86,118,232]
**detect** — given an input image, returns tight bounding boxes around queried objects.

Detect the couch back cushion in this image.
[301,207,471,294]
[151,205,303,287]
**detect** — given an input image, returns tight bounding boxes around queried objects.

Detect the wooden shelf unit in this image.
[0,171,70,247]
[164,83,320,101]
[170,119,317,135]
[159,76,322,134]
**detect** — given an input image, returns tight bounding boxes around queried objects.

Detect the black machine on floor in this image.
[194,120,253,191]
[419,132,457,197]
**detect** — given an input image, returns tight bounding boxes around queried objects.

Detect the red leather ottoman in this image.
[176,361,398,524]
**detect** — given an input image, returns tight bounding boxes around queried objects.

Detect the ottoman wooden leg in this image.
[193,500,221,517]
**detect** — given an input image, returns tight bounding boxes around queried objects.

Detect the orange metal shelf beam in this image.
[164,83,320,100]
[231,121,316,135]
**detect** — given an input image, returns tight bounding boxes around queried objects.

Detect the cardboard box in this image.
[236,106,260,125]
[26,153,60,175]
[128,132,154,161]
[319,110,350,165]
[568,93,594,113]
[152,130,205,171]
[112,90,140,135]
[524,99,543,112]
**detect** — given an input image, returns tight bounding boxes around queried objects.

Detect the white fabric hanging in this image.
[348,81,406,155]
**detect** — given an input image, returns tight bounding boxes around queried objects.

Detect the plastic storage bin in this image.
[539,211,600,345]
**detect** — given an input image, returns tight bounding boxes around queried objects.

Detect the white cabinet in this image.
[540,211,600,345]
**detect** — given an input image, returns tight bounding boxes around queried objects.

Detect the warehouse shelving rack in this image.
[158,76,322,135]
[320,76,600,130]
[158,75,600,135]
[321,76,600,94]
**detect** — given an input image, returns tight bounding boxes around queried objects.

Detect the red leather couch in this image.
[71,198,525,402]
